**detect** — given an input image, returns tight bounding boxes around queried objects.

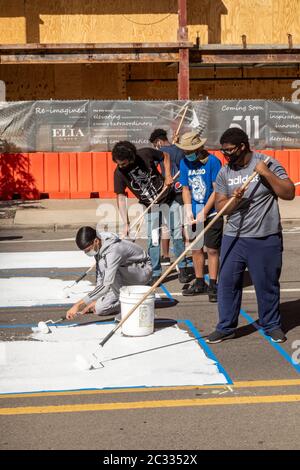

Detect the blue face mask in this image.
[186,152,198,162]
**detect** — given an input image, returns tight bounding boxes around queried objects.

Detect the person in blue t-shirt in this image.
[149,128,185,266]
[176,131,223,302]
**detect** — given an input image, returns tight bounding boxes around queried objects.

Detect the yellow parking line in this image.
[1,394,300,416]
[0,379,300,400]
[0,385,225,399]
[233,379,300,388]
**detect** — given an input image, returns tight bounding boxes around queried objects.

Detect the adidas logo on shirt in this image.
[228,174,260,186]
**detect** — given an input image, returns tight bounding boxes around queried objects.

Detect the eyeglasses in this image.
[220,145,240,156]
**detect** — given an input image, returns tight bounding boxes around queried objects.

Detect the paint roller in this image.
[32,305,94,334]
[75,156,271,371]
[32,316,67,334]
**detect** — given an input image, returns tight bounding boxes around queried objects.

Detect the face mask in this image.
[222,145,246,166]
[229,149,248,166]
[86,249,98,257]
[117,156,136,171]
[186,152,198,162]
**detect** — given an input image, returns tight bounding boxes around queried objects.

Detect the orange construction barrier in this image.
[0,150,299,200]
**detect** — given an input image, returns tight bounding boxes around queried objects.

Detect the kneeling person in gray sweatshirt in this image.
[66,226,153,319]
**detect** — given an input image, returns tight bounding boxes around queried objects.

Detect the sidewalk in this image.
[0,197,299,231]
[0,198,137,231]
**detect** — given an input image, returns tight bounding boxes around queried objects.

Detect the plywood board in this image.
[129,63,177,80]
[0,59,298,101]
[0,1,300,44]
[272,0,300,44]
[28,0,178,43]
[54,64,82,100]
[127,80,178,100]
[0,0,26,43]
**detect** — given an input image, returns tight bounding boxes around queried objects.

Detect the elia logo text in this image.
[52,126,85,140]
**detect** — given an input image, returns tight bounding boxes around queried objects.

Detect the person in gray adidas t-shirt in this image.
[206,128,295,345]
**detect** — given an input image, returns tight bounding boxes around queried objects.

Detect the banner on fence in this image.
[0,100,299,152]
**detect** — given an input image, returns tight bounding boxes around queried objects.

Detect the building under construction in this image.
[0,1,299,199]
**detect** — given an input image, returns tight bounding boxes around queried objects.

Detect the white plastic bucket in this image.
[119,285,155,337]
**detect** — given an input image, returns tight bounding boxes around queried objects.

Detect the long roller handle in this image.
[99,156,271,348]
[131,105,189,238]
[76,105,190,289]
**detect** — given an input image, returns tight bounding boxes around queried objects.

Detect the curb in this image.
[1,219,299,232]
[0,222,124,232]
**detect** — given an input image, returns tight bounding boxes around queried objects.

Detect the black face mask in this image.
[223,146,247,167]
[118,158,136,172]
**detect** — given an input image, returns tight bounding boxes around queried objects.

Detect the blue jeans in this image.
[147,200,187,277]
[217,234,283,334]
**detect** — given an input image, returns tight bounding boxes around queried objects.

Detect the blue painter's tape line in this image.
[1,320,177,329]
[160,283,174,301]
[0,386,153,396]
[0,320,116,329]
[205,273,300,374]
[240,309,300,374]
[0,324,37,328]
[180,319,233,385]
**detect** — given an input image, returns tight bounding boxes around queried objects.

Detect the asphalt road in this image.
[0,228,300,450]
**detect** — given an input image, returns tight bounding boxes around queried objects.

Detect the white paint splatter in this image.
[0,324,227,393]
[0,251,92,269]
[0,277,162,308]
[0,277,93,307]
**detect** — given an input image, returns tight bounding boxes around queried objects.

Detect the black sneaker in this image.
[266,328,287,343]
[160,256,171,266]
[208,285,218,303]
[182,280,207,296]
[206,330,235,344]
[178,268,193,284]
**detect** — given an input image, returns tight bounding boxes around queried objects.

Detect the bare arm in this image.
[255,161,295,200]
[182,185,192,206]
[162,151,173,186]
[66,298,88,319]
[215,188,245,215]
[117,193,130,235]
[203,183,217,217]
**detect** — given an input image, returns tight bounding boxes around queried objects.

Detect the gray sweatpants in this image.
[95,261,153,316]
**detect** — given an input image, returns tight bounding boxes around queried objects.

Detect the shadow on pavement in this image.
[280,299,300,333]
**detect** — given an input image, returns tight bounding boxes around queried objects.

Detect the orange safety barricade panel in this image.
[69,153,78,194]
[92,152,108,194]
[58,153,70,195]
[1,150,300,200]
[77,153,93,193]
[28,152,44,193]
[288,150,300,196]
[274,150,290,174]
[43,153,59,193]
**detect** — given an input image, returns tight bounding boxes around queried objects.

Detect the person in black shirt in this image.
[112,141,191,285]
